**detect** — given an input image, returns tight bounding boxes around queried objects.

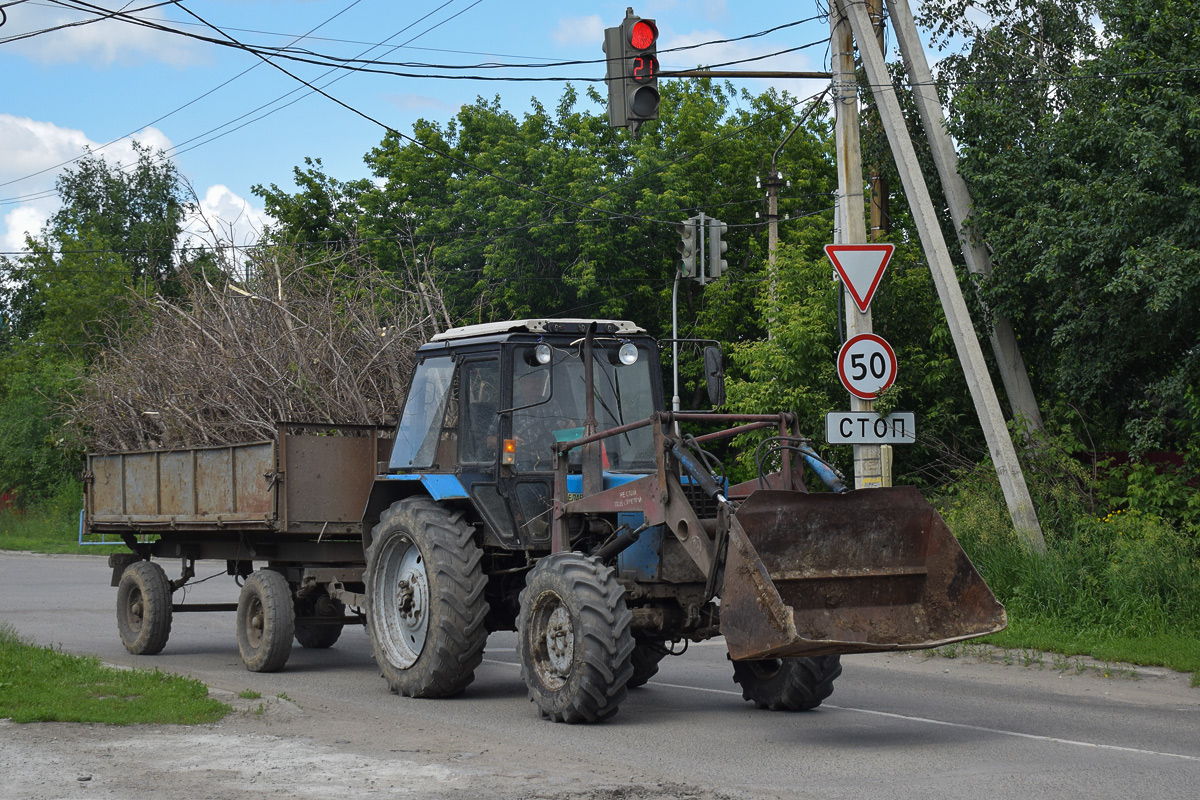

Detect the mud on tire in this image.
[237,569,295,673]
[116,560,173,655]
[732,655,842,711]
[518,552,634,723]
[364,497,489,698]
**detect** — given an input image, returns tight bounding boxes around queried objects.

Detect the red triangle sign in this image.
[825,243,895,312]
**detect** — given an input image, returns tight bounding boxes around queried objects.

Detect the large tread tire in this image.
[518,552,634,723]
[628,642,668,689]
[115,560,173,655]
[294,593,345,649]
[732,655,842,711]
[236,569,295,673]
[364,497,489,698]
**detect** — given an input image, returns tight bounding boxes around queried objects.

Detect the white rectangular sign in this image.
[825,411,916,445]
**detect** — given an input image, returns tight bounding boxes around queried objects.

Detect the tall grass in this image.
[938,458,1200,683]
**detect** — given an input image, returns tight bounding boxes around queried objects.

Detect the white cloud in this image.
[0,115,177,256]
[2,205,51,254]
[552,15,604,48]
[3,5,203,67]
[184,185,270,252]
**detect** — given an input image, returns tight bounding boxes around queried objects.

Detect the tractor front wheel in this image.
[518,552,634,723]
[732,655,842,711]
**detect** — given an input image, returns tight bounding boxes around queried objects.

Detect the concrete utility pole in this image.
[834,0,1045,549]
[831,7,882,489]
[885,0,1043,431]
[866,0,890,241]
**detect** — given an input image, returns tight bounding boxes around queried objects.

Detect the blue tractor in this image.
[359,318,1005,723]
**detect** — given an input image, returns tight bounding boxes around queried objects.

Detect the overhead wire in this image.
[0,0,372,190]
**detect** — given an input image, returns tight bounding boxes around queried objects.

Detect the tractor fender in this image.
[361,474,470,551]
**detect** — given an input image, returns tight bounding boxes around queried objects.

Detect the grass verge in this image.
[0,622,229,724]
[0,481,125,555]
[940,466,1200,686]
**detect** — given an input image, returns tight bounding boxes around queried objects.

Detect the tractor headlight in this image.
[618,342,639,366]
[534,343,552,365]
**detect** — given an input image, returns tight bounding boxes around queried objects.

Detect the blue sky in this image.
[0,1,920,254]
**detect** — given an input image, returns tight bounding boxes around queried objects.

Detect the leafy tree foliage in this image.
[922,0,1200,459]
[0,147,191,503]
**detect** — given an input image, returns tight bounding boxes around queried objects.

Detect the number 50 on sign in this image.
[837,333,897,400]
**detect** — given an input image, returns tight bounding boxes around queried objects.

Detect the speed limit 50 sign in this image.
[837,333,897,400]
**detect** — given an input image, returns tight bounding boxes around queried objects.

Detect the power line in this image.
[0,0,371,191]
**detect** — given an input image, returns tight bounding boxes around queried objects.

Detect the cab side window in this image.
[459,358,500,464]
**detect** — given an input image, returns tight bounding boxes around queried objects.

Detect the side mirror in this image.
[703,345,725,408]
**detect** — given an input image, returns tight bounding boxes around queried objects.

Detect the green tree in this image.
[0,146,191,503]
[922,0,1200,458]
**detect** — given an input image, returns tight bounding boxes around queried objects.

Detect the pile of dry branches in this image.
[69,248,449,453]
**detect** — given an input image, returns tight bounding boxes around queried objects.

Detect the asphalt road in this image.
[2,551,1199,799]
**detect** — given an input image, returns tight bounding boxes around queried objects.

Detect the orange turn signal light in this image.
[502,438,516,465]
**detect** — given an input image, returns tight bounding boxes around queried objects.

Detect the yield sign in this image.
[825,243,895,313]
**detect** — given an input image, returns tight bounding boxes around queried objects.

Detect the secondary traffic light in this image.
[708,218,728,278]
[603,9,659,133]
[677,216,699,277]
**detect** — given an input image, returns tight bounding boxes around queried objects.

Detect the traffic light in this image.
[677,216,699,277]
[622,13,659,125]
[603,9,659,133]
[708,218,728,278]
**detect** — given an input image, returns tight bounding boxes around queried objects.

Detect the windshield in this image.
[511,341,657,471]
[390,357,455,470]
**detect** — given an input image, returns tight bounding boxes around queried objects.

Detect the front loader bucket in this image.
[720,486,1006,661]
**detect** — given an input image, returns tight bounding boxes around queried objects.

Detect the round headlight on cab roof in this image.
[618,342,639,366]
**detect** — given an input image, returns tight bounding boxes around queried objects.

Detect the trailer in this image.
[86,423,389,670]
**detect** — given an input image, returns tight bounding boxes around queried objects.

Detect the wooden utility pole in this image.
[831,6,882,489]
[886,0,1043,431]
[834,0,1045,549]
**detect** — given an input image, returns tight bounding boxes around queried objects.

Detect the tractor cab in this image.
[378,319,664,549]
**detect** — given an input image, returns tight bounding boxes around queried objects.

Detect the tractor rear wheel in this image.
[732,655,842,711]
[518,552,634,723]
[365,498,488,698]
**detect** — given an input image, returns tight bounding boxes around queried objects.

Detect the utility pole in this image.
[885,0,1043,431]
[831,5,882,489]
[765,92,827,340]
[835,0,1045,550]
[866,0,890,241]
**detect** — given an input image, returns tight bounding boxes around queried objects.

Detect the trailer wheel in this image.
[237,569,295,672]
[115,560,173,655]
[628,642,668,689]
[731,655,842,711]
[518,552,634,723]
[365,498,488,698]
[294,593,345,649]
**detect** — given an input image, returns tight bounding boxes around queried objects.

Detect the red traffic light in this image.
[629,19,657,50]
